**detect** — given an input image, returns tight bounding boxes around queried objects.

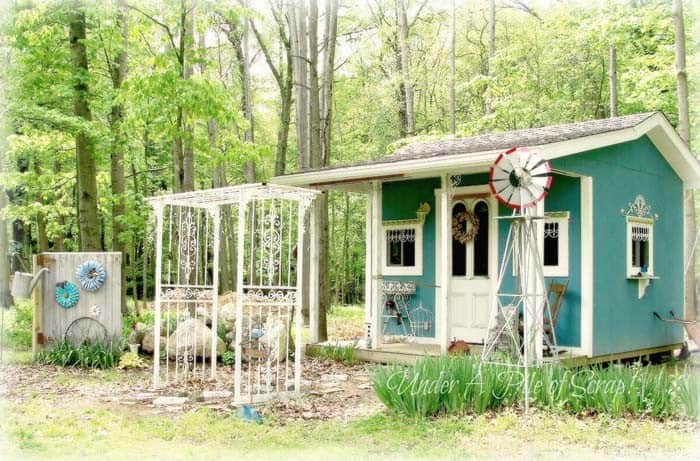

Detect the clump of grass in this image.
[308,343,358,365]
[372,355,699,419]
[37,339,122,369]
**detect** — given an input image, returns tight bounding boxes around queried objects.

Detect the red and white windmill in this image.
[482,147,558,415]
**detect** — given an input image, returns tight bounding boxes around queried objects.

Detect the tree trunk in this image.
[69,5,101,250]
[396,0,414,136]
[0,187,11,308]
[308,0,322,170]
[609,44,617,118]
[292,0,310,170]
[250,6,292,176]
[33,160,49,252]
[485,0,495,115]
[53,161,65,251]
[172,0,194,193]
[230,9,256,182]
[141,231,148,313]
[111,0,129,315]
[182,4,195,192]
[450,0,456,134]
[320,0,338,165]
[673,0,695,320]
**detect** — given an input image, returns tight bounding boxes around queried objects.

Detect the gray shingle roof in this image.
[387,112,657,162]
[283,112,658,175]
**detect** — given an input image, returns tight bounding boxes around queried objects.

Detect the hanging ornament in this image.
[76,260,107,292]
[488,147,552,209]
[452,210,480,244]
[55,281,80,309]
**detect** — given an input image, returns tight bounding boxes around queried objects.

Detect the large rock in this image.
[141,328,166,354]
[195,306,212,326]
[258,315,289,363]
[218,302,236,332]
[128,322,149,345]
[166,318,226,359]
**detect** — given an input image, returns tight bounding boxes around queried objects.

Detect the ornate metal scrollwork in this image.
[621,195,659,221]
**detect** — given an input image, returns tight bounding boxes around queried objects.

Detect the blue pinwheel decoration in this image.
[55,281,80,309]
[76,260,107,292]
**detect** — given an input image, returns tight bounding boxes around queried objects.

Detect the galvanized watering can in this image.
[10,268,49,299]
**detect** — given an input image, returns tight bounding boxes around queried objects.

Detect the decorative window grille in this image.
[543,222,560,267]
[542,213,569,277]
[382,224,423,276]
[627,220,653,275]
[386,228,416,267]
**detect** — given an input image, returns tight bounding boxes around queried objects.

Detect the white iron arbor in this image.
[147,184,318,403]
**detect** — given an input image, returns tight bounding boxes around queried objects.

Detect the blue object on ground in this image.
[238,404,263,424]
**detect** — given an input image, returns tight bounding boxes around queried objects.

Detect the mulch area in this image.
[0,356,383,423]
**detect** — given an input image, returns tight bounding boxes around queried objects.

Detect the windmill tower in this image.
[481,147,557,412]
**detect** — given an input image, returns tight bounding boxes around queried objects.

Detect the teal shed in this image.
[274,112,700,361]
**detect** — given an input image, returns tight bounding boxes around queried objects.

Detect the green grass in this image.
[37,339,122,369]
[307,343,358,365]
[0,396,694,460]
[327,304,364,341]
[372,356,700,419]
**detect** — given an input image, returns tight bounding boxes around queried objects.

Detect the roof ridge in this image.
[390,112,659,158]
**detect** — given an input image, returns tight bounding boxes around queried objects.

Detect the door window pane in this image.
[452,203,467,276]
[473,201,489,276]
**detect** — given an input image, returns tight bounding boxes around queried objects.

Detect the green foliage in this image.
[371,356,699,419]
[37,339,122,369]
[221,350,235,366]
[117,351,147,369]
[2,0,697,311]
[308,343,358,365]
[1,300,33,350]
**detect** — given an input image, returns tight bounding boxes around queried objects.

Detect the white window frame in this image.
[542,211,570,277]
[512,211,570,277]
[381,222,423,276]
[626,217,654,277]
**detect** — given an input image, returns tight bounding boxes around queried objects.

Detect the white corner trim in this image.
[580,176,594,357]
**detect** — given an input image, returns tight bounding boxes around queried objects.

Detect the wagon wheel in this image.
[64,316,109,347]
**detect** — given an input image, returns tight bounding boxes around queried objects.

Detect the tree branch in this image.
[127,3,180,59]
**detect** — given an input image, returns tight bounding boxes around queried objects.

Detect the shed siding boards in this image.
[544,175,582,348]
[551,136,684,356]
[377,137,684,355]
[381,178,440,337]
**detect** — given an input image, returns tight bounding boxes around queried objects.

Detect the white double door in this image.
[438,189,496,344]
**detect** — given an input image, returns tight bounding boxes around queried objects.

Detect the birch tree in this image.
[396,0,415,136]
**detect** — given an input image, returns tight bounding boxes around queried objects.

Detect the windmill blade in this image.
[489,147,552,209]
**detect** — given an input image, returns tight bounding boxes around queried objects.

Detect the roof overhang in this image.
[272,112,700,191]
